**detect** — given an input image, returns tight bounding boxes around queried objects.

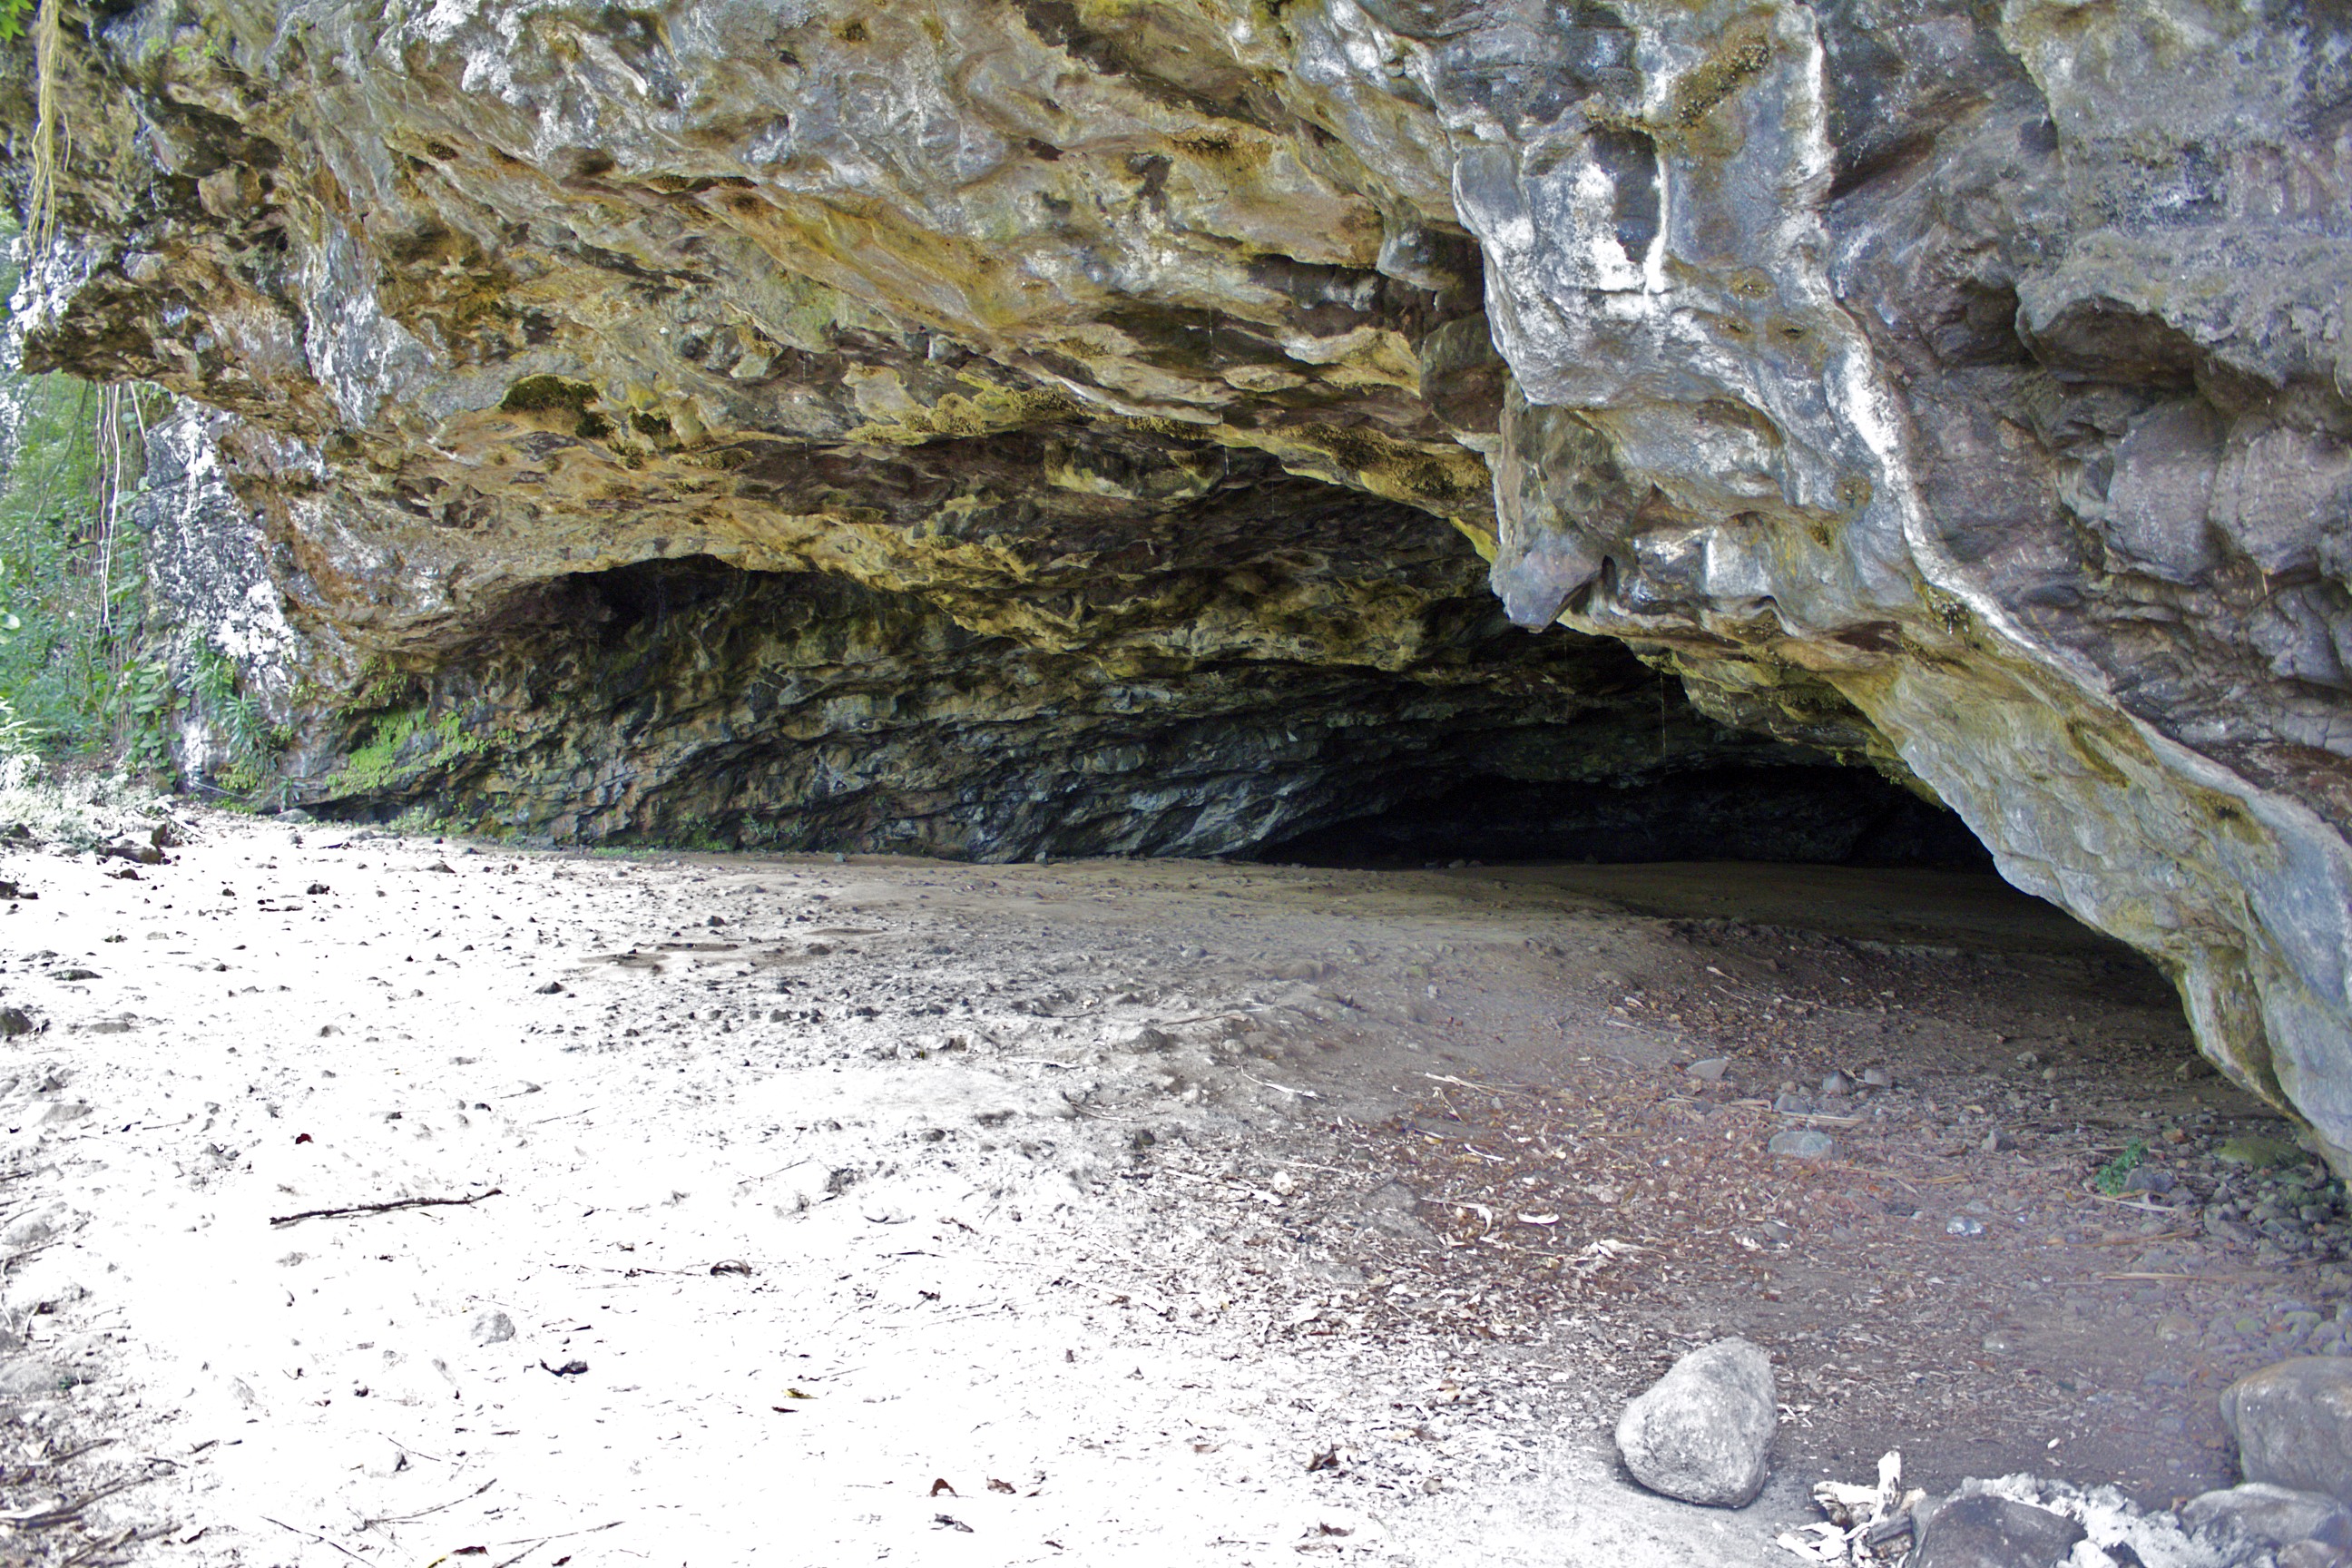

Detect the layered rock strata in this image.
[2,0,2347,1164]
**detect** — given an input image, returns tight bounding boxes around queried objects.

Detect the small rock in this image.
[2180,1482,2349,1548]
[1947,1216,1986,1237]
[1862,1066,1894,1089]
[534,981,565,995]
[1773,1092,1813,1114]
[1984,1126,2015,1153]
[2123,1166,2177,1194]
[1612,1338,1777,1507]
[278,808,313,823]
[469,1309,516,1346]
[2280,1542,2352,1568]
[0,1007,34,1036]
[1688,1056,1730,1083]
[1913,1494,2085,1568]
[1769,1131,1833,1161]
[2221,1358,2352,1504]
[1819,1070,1852,1098]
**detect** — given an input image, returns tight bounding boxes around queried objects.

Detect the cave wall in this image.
[5,0,2351,1167]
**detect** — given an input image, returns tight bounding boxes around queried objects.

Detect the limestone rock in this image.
[1912,1494,2086,1568]
[2223,1358,2352,1504]
[1612,1338,1776,1507]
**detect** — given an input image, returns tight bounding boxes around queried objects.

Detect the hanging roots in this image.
[24,0,64,260]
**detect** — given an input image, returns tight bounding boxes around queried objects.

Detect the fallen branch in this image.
[270,1189,503,1228]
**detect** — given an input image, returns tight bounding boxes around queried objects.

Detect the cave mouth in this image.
[1253,761,1996,871]
[340,554,2000,872]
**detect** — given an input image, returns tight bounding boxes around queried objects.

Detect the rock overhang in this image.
[4,0,2349,1169]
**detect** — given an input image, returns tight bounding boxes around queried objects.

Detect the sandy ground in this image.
[0,812,2335,1566]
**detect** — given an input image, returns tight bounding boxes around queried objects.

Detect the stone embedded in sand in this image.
[1612,1338,1776,1508]
[2223,1358,2352,1504]
[2181,1483,2350,1550]
[1912,1494,2086,1568]
[469,1310,516,1347]
[1769,1131,1833,1161]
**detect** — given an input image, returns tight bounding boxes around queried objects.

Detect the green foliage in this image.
[182,641,289,798]
[0,0,33,44]
[2094,1137,2148,1196]
[331,706,490,795]
[0,365,173,769]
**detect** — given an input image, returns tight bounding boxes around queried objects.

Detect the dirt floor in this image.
[0,812,2342,1566]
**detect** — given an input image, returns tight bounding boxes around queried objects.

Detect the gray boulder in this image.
[1612,1338,1776,1508]
[2182,1482,2350,1549]
[2222,1358,2352,1504]
[1913,1494,2086,1568]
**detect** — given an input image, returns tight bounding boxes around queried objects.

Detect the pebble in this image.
[2122,1166,2176,1194]
[1947,1217,1985,1237]
[1612,1338,1777,1508]
[1773,1092,1813,1114]
[1687,1057,1730,1083]
[1819,1070,1852,1098]
[1861,1066,1894,1089]
[2222,1358,2352,1504]
[1913,1493,2084,1568]
[1983,1126,2015,1153]
[470,1309,517,1346]
[1769,1131,1834,1161]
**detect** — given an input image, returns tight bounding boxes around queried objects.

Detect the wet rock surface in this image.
[3,0,2351,1171]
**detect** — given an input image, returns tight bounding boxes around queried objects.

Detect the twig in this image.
[261,1516,372,1565]
[270,1189,503,1227]
[1240,1070,1318,1100]
[2090,1229,2197,1247]
[1419,1073,1540,1095]
[362,1476,493,1527]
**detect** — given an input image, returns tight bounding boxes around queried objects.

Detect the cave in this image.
[9,2,2352,1556]
[298,541,1989,876]
[17,0,2352,1165]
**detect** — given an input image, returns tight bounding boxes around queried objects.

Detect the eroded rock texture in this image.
[5,0,2351,1163]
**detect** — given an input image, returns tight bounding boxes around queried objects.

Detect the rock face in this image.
[2222,1358,2352,1505]
[1611,1338,1776,1507]
[4,1,2352,1161]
